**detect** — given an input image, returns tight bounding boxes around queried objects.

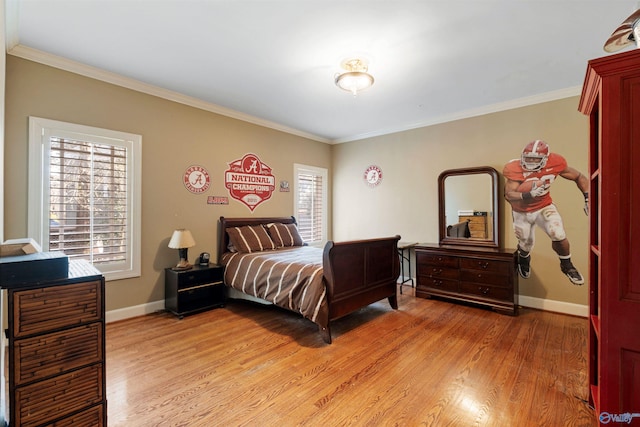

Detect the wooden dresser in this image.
[415,244,518,315]
[5,260,106,426]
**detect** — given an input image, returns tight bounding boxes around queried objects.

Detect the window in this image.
[293,164,327,246]
[28,117,142,281]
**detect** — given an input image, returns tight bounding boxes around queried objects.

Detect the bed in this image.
[217,216,401,344]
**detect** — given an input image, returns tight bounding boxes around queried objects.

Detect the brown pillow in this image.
[226,225,276,253]
[266,223,304,247]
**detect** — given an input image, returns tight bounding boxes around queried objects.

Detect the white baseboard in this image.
[103,295,588,324]
[518,295,588,318]
[106,300,165,323]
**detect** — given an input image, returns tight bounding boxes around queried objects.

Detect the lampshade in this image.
[168,229,196,270]
[335,58,374,96]
[168,229,195,249]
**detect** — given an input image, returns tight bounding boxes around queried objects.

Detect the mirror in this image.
[438,166,500,248]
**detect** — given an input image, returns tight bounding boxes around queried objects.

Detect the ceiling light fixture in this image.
[335,58,374,96]
[604,7,640,52]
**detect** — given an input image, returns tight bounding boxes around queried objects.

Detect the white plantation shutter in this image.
[29,117,141,280]
[49,137,128,264]
[294,164,327,246]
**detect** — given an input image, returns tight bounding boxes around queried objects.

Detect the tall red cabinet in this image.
[579,48,640,424]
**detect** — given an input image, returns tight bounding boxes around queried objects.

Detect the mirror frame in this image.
[438,166,500,249]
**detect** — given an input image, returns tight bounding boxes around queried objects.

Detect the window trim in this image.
[28,116,142,281]
[293,163,328,247]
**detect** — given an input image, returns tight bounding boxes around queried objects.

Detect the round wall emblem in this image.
[183,165,211,194]
[364,165,383,187]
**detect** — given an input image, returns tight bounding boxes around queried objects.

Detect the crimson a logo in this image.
[224,153,275,211]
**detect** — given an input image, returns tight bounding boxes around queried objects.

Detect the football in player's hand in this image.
[518,179,549,197]
[517,179,541,192]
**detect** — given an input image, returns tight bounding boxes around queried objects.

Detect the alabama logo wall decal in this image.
[183,165,211,194]
[224,153,275,211]
[364,165,383,187]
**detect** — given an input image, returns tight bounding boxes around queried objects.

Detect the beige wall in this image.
[4,56,331,312]
[332,97,589,306]
[4,54,590,313]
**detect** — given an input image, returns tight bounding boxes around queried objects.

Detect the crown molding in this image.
[7,44,331,144]
[7,44,580,145]
[332,86,582,144]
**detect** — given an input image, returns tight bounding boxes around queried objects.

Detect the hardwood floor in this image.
[106,286,596,426]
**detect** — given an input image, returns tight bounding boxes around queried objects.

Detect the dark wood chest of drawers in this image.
[5,260,106,427]
[415,244,518,315]
[165,264,225,318]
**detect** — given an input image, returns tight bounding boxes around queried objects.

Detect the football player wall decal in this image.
[503,140,589,285]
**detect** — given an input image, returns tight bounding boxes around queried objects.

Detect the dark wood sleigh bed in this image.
[217,216,401,344]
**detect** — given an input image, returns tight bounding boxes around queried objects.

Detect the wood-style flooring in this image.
[106,286,596,426]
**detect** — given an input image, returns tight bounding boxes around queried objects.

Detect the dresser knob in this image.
[478,262,489,269]
[479,286,490,295]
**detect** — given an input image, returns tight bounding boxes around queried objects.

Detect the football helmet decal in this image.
[520,140,550,171]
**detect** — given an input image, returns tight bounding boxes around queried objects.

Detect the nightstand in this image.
[164,264,225,318]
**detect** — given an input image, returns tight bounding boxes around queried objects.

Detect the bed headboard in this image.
[217,216,297,263]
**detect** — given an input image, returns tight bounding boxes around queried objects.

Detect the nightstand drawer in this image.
[179,283,225,313]
[175,268,223,290]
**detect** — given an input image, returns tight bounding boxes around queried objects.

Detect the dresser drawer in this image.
[417,276,458,293]
[416,252,459,268]
[459,258,510,275]
[50,404,105,427]
[12,280,102,338]
[460,269,512,288]
[14,322,103,386]
[460,282,512,301]
[417,264,459,280]
[15,363,104,427]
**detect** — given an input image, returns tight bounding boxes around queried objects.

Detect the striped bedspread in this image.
[221,246,330,329]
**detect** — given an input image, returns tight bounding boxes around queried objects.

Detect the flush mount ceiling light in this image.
[604,7,640,52]
[335,58,374,96]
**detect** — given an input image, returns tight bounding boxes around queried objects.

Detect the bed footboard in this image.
[322,235,401,342]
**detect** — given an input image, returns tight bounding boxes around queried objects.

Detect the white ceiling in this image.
[6,0,638,143]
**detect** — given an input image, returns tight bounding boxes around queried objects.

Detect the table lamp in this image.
[168,229,196,270]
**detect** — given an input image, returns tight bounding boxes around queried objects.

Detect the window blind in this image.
[296,170,324,243]
[48,137,128,265]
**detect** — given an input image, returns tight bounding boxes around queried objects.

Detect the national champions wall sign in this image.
[224,153,275,211]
